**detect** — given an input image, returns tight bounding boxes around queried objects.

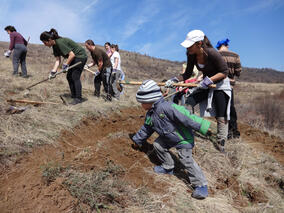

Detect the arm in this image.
[132,116,155,146]
[234,55,242,77]
[52,56,61,72]
[208,49,228,82]
[65,51,75,65]
[165,103,211,135]
[9,33,15,50]
[98,59,104,71]
[113,57,119,69]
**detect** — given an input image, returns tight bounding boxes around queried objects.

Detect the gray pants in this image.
[153,137,208,187]
[110,69,122,98]
[13,44,27,76]
[102,66,112,93]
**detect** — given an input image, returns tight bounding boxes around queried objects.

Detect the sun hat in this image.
[216,38,230,49]
[136,80,163,103]
[181,30,205,48]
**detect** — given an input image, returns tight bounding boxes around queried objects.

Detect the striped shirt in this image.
[219,50,242,79]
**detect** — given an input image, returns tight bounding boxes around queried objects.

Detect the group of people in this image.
[132,29,242,200]
[4,26,242,200]
[4,26,124,104]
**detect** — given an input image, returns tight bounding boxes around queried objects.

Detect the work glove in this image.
[94,70,100,77]
[62,63,69,73]
[4,50,12,58]
[165,77,179,88]
[132,142,142,150]
[198,76,213,89]
[49,71,57,79]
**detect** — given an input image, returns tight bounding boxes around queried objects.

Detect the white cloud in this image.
[0,0,91,44]
[81,0,99,13]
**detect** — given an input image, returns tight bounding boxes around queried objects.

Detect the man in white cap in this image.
[132,79,211,199]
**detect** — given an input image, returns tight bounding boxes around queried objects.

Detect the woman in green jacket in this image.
[40,28,87,105]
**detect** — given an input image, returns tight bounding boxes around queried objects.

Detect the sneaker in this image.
[192,185,208,199]
[22,75,28,78]
[69,98,83,105]
[153,166,173,175]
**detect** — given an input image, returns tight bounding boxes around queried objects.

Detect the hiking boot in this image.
[192,185,208,199]
[69,98,83,105]
[94,91,100,97]
[217,139,225,153]
[233,130,240,139]
[104,94,112,102]
[153,166,173,175]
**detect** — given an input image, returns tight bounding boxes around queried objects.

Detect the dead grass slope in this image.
[0,41,283,212]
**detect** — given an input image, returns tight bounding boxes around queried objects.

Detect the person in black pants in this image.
[84,40,113,100]
[40,28,87,105]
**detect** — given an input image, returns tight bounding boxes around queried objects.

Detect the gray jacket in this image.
[132,98,211,149]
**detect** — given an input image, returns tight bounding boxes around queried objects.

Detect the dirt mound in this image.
[239,123,284,165]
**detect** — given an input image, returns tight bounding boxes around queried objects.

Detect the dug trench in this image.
[0,106,283,212]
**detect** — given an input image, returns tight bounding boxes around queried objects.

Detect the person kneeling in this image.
[131,80,211,199]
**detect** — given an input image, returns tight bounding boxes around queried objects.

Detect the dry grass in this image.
[0,41,284,212]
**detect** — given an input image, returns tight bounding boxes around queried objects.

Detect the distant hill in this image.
[1,41,284,83]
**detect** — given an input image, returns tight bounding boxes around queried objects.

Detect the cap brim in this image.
[180,40,194,48]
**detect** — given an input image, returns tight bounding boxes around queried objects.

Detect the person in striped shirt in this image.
[216,39,242,139]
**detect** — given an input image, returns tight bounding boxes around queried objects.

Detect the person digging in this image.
[131,80,211,199]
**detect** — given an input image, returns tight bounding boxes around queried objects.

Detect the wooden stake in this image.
[7,99,60,105]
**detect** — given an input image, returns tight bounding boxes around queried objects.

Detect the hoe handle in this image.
[26,61,82,90]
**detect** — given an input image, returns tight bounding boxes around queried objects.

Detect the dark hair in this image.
[40,28,61,42]
[4,25,16,32]
[85,39,95,46]
[104,42,111,47]
[111,44,119,52]
[201,36,213,48]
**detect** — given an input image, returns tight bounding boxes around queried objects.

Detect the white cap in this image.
[180,30,205,48]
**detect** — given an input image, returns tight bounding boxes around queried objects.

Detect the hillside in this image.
[0,41,283,212]
[1,41,284,83]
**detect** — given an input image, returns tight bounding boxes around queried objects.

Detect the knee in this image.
[185,97,196,107]
[217,117,228,124]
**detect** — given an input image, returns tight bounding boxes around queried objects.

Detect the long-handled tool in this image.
[26,61,82,90]
[118,80,216,88]
[7,99,60,105]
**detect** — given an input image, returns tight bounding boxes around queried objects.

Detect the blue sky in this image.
[1,0,284,71]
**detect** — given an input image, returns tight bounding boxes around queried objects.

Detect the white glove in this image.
[165,77,179,88]
[84,64,90,69]
[4,50,12,57]
[49,71,57,79]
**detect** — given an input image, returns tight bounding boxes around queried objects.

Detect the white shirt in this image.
[110,51,121,71]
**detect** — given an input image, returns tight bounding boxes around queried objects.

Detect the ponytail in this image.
[40,28,61,42]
